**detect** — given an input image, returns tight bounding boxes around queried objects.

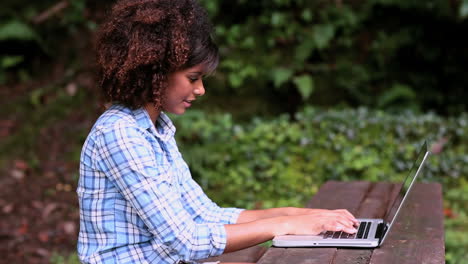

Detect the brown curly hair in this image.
[95,0,219,110]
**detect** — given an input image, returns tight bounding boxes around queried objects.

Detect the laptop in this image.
[272,142,431,248]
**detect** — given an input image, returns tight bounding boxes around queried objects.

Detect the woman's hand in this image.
[278,209,359,236]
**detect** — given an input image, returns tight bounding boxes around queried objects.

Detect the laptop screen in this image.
[381,142,430,242]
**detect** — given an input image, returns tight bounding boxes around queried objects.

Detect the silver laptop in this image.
[272,142,431,248]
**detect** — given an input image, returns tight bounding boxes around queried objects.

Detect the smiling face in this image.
[162,64,206,115]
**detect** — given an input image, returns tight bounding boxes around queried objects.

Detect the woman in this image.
[77,0,358,263]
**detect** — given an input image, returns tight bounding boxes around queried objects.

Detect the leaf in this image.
[228,72,243,88]
[460,0,468,19]
[17,221,29,235]
[30,88,44,107]
[295,36,315,63]
[38,231,50,243]
[312,24,335,50]
[0,20,37,42]
[293,75,315,100]
[1,56,24,69]
[62,221,77,235]
[272,67,293,88]
[301,9,313,22]
[2,204,14,214]
[65,82,78,96]
[271,12,285,27]
[42,203,59,219]
[14,159,29,171]
[377,83,416,108]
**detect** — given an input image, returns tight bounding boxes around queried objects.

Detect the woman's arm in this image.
[236,207,333,223]
[225,209,358,253]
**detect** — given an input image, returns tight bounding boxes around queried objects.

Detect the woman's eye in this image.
[188,77,198,82]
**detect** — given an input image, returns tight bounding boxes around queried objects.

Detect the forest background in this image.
[0,0,467,263]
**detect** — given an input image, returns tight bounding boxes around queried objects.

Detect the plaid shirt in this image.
[77,105,243,264]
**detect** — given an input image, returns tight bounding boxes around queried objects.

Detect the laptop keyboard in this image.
[323,221,371,239]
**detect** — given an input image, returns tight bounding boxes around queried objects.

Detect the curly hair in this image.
[95,0,219,110]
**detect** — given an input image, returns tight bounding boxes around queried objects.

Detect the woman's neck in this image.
[144,103,161,125]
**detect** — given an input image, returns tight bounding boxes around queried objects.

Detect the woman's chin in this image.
[166,108,187,115]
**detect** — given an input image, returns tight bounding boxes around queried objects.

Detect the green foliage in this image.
[461,0,468,19]
[50,252,80,264]
[293,75,314,100]
[445,178,468,263]
[0,20,39,42]
[0,20,41,83]
[172,107,468,262]
[200,0,468,114]
[173,108,467,207]
[0,0,95,84]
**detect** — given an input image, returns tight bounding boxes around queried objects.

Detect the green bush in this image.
[171,107,468,263]
[199,0,468,115]
[173,107,466,207]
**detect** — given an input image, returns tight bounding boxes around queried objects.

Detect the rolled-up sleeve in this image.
[96,122,228,260]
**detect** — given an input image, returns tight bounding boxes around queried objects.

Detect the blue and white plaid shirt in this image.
[77,105,243,264]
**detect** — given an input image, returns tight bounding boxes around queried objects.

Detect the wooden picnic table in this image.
[203,180,445,264]
[257,180,445,264]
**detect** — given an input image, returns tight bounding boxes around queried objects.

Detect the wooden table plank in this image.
[306,181,372,213]
[257,247,337,264]
[355,182,396,218]
[369,183,445,264]
[333,250,373,264]
[201,245,267,263]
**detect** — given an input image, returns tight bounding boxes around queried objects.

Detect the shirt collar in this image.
[132,107,176,141]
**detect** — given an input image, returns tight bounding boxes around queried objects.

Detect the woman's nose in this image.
[194,81,205,96]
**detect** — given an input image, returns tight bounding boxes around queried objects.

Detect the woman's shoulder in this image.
[90,104,145,136]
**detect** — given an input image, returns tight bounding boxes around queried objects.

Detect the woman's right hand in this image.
[278,209,358,236]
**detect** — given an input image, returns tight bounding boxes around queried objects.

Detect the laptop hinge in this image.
[375,222,388,244]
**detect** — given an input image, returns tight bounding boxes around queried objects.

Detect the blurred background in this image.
[0,0,467,263]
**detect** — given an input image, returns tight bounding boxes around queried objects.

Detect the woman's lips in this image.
[183,100,193,107]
